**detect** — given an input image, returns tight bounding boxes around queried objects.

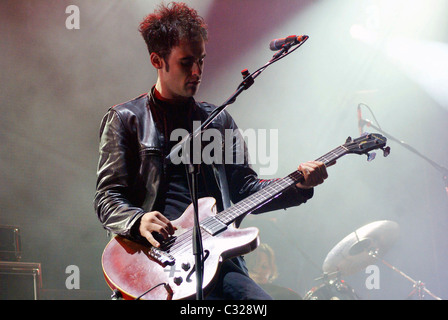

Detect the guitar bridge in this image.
[149,246,175,266]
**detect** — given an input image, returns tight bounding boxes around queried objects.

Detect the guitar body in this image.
[102,197,260,300]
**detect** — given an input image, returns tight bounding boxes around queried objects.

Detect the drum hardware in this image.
[368,250,442,300]
[315,220,442,300]
[306,271,359,300]
[322,220,400,276]
[313,270,341,282]
[304,276,359,300]
[304,220,400,300]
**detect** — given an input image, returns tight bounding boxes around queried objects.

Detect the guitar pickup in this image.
[201,217,227,236]
[149,246,175,266]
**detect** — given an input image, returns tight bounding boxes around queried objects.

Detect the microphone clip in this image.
[272,43,293,59]
[272,35,308,59]
[239,69,254,91]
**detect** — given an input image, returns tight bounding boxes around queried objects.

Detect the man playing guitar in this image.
[95,2,327,300]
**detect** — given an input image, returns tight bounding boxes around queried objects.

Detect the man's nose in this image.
[192,61,202,76]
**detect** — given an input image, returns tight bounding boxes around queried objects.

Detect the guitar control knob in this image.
[181,262,191,271]
[173,276,183,286]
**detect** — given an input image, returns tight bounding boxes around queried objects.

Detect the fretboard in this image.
[213,144,349,225]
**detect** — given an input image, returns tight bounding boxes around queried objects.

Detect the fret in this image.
[206,134,388,233]
[216,174,300,225]
[214,143,354,226]
[316,146,345,165]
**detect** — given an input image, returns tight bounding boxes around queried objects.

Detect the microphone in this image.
[269,35,307,51]
[357,104,371,135]
[357,104,364,135]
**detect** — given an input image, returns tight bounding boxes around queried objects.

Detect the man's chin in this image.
[185,86,199,97]
[188,80,201,89]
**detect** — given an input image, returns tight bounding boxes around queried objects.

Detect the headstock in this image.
[344,133,390,161]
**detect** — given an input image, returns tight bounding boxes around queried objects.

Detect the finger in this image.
[139,212,175,244]
[302,161,328,180]
[298,163,313,178]
[311,164,326,185]
[316,162,328,179]
[153,212,177,235]
[298,162,325,186]
[144,212,175,236]
[296,165,312,188]
[140,229,161,248]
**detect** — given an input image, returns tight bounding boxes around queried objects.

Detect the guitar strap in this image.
[214,163,231,211]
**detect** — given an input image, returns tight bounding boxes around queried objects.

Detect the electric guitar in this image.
[101,133,389,300]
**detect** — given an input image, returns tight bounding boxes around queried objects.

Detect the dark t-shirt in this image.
[150,94,210,220]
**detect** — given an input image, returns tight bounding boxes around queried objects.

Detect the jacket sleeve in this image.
[222,112,313,214]
[94,109,146,240]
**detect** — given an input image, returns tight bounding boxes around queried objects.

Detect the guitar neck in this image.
[214,144,349,225]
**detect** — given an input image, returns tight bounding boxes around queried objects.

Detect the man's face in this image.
[156,37,206,100]
[250,252,272,284]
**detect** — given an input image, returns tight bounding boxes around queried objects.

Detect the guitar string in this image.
[163,177,296,256]
[160,145,348,256]
[213,145,347,224]
[161,215,219,253]
[163,173,299,254]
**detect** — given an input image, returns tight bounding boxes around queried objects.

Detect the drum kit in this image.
[303,220,442,300]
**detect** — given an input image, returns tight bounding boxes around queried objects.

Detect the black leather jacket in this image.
[94,89,313,241]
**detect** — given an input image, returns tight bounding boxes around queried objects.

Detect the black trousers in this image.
[205,258,273,300]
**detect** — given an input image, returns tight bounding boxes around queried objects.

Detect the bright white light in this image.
[350,0,448,109]
[349,24,378,45]
[385,38,448,108]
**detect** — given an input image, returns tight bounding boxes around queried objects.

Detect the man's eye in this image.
[181,60,194,67]
[181,59,204,67]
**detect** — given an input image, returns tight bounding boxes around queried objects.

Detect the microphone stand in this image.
[165,36,309,300]
[186,159,204,300]
[359,113,444,300]
[360,118,448,198]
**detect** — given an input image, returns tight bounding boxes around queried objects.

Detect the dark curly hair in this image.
[139,2,208,59]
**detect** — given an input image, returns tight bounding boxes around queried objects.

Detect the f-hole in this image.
[186,250,210,283]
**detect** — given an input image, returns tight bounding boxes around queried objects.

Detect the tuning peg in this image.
[366,152,376,162]
[382,146,391,157]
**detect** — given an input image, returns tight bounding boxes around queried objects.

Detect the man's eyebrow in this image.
[180,54,206,60]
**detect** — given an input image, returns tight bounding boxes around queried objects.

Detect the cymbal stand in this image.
[369,249,442,300]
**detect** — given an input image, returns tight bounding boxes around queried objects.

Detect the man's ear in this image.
[150,52,164,69]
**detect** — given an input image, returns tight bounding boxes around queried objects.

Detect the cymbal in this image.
[322,220,400,276]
